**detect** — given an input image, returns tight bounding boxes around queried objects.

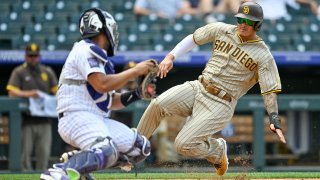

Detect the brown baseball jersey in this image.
[137,22,281,164]
[194,22,281,99]
[6,62,58,95]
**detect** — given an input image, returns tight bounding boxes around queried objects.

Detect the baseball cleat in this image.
[66,168,81,180]
[213,138,229,176]
[40,164,80,180]
[40,168,69,180]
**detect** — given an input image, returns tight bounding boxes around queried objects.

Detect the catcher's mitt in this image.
[137,59,159,100]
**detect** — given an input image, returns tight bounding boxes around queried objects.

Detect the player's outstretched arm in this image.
[158,34,197,79]
[262,93,286,143]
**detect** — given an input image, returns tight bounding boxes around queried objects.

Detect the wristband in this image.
[269,112,281,130]
[120,89,141,106]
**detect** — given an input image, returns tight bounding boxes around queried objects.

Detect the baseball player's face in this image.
[25,54,40,66]
[94,33,110,51]
[237,18,256,39]
[102,33,110,50]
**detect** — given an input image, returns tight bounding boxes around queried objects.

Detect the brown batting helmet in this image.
[235,2,264,31]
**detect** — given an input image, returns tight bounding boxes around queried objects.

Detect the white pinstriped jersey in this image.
[56,40,142,153]
[56,40,113,117]
[193,22,281,99]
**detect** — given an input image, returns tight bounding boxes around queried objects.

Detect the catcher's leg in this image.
[64,136,119,172]
[41,137,119,180]
[59,151,96,180]
[121,128,151,164]
[60,129,151,172]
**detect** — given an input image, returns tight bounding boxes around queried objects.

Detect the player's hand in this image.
[269,112,286,143]
[28,89,39,98]
[158,54,174,79]
[134,60,158,76]
[270,124,286,143]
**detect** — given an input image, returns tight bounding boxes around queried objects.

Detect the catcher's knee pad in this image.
[124,128,151,164]
[60,150,80,163]
[64,137,119,174]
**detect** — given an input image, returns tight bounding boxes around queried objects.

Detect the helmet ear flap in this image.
[253,21,262,31]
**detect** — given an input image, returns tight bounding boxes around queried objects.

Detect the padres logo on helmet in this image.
[243,6,249,14]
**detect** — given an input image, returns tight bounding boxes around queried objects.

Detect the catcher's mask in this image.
[234,2,263,31]
[79,8,119,56]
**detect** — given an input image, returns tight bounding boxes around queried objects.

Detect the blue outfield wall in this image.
[0,50,320,66]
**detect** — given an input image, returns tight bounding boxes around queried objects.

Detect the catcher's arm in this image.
[262,93,286,143]
[115,59,158,108]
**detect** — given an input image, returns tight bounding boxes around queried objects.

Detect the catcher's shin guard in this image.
[63,137,119,174]
[60,150,80,163]
[124,128,151,164]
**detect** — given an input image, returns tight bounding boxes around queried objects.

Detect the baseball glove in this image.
[137,59,159,100]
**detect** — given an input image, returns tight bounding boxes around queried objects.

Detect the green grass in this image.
[1,172,320,179]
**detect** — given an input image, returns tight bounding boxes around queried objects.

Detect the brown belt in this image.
[200,77,232,102]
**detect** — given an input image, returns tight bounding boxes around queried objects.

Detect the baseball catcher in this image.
[40,7,155,180]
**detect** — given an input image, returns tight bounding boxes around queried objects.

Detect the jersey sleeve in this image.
[193,22,229,45]
[6,68,21,91]
[46,66,59,94]
[76,49,105,80]
[258,55,282,95]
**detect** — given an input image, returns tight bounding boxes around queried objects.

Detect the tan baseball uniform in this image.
[137,22,281,164]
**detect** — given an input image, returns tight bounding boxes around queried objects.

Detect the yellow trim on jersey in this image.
[51,85,58,94]
[236,31,263,43]
[192,34,200,45]
[6,85,20,92]
[246,38,262,43]
[236,33,244,43]
[261,89,282,95]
